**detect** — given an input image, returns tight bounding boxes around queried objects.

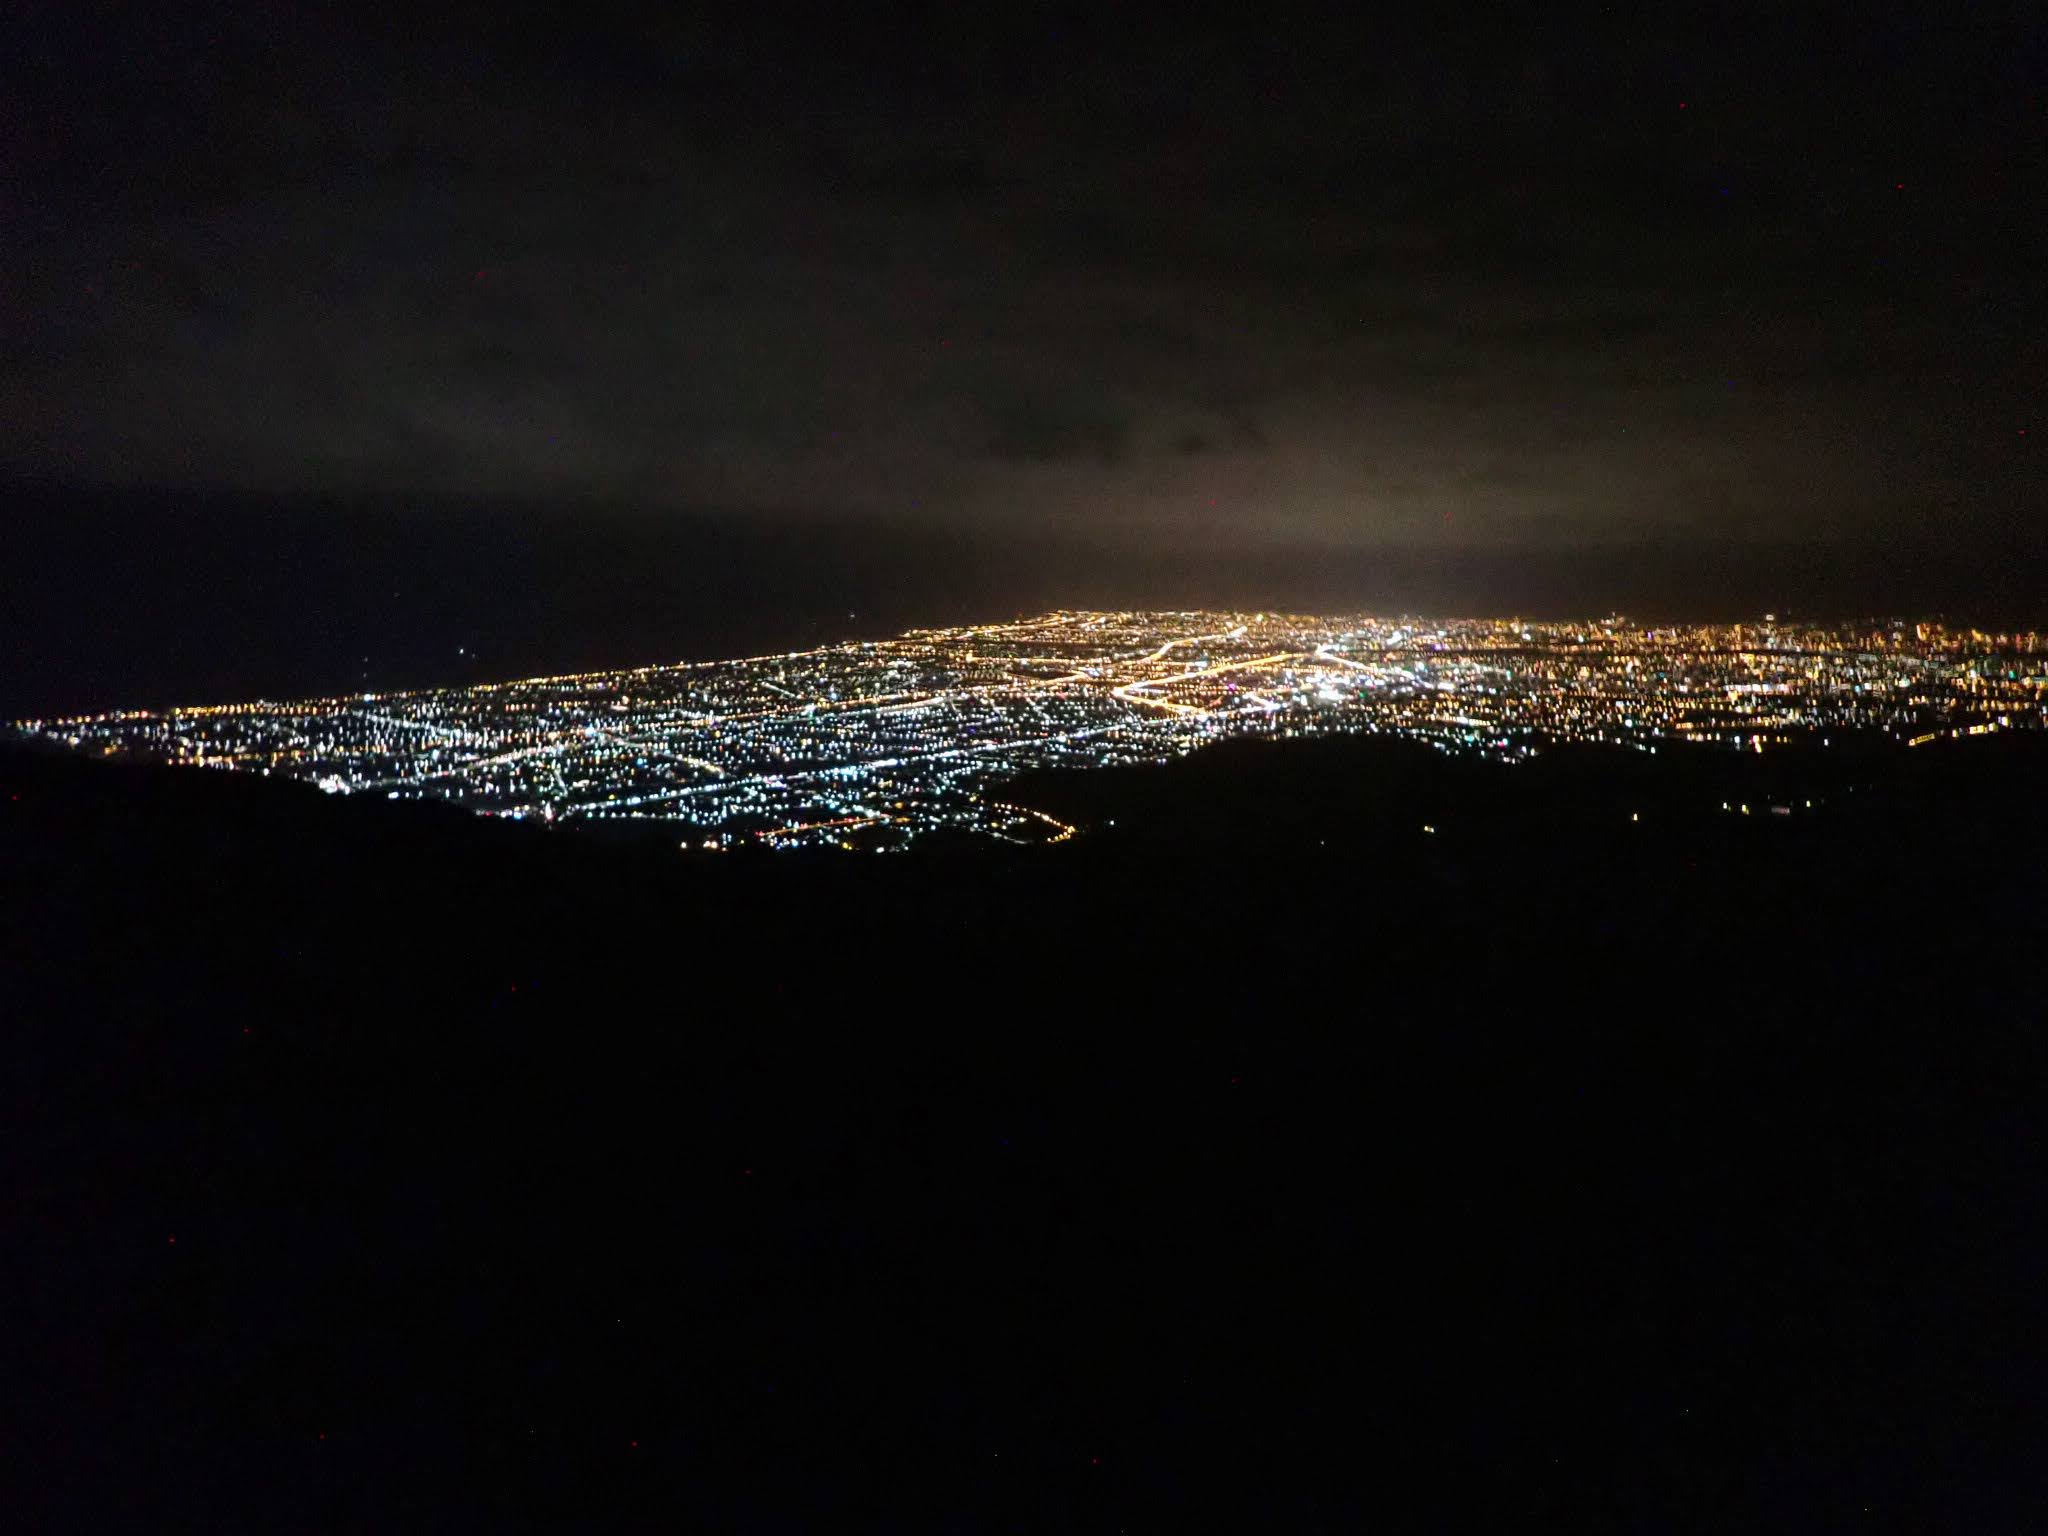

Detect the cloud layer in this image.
[7,6,2040,552]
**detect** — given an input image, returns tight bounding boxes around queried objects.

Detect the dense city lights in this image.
[23,611,2045,850]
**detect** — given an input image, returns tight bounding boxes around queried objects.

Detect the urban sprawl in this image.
[23,612,2046,850]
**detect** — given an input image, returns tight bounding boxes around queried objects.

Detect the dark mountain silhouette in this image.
[6,732,2046,1529]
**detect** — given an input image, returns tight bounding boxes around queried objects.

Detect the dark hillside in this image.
[5,735,2045,1529]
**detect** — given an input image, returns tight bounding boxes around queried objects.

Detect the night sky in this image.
[6,5,2044,709]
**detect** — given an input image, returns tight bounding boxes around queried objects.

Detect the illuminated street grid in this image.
[21,612,2048,850]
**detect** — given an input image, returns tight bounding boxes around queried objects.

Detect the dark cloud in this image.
[974,383,1135,466]
[4,2,2041,563]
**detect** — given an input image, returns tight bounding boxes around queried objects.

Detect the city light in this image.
[21,611,2045,851]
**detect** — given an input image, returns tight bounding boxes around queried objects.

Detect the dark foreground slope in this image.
[4,735,2045,1531]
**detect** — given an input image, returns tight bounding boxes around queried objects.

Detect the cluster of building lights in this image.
[21,611,2046,850]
